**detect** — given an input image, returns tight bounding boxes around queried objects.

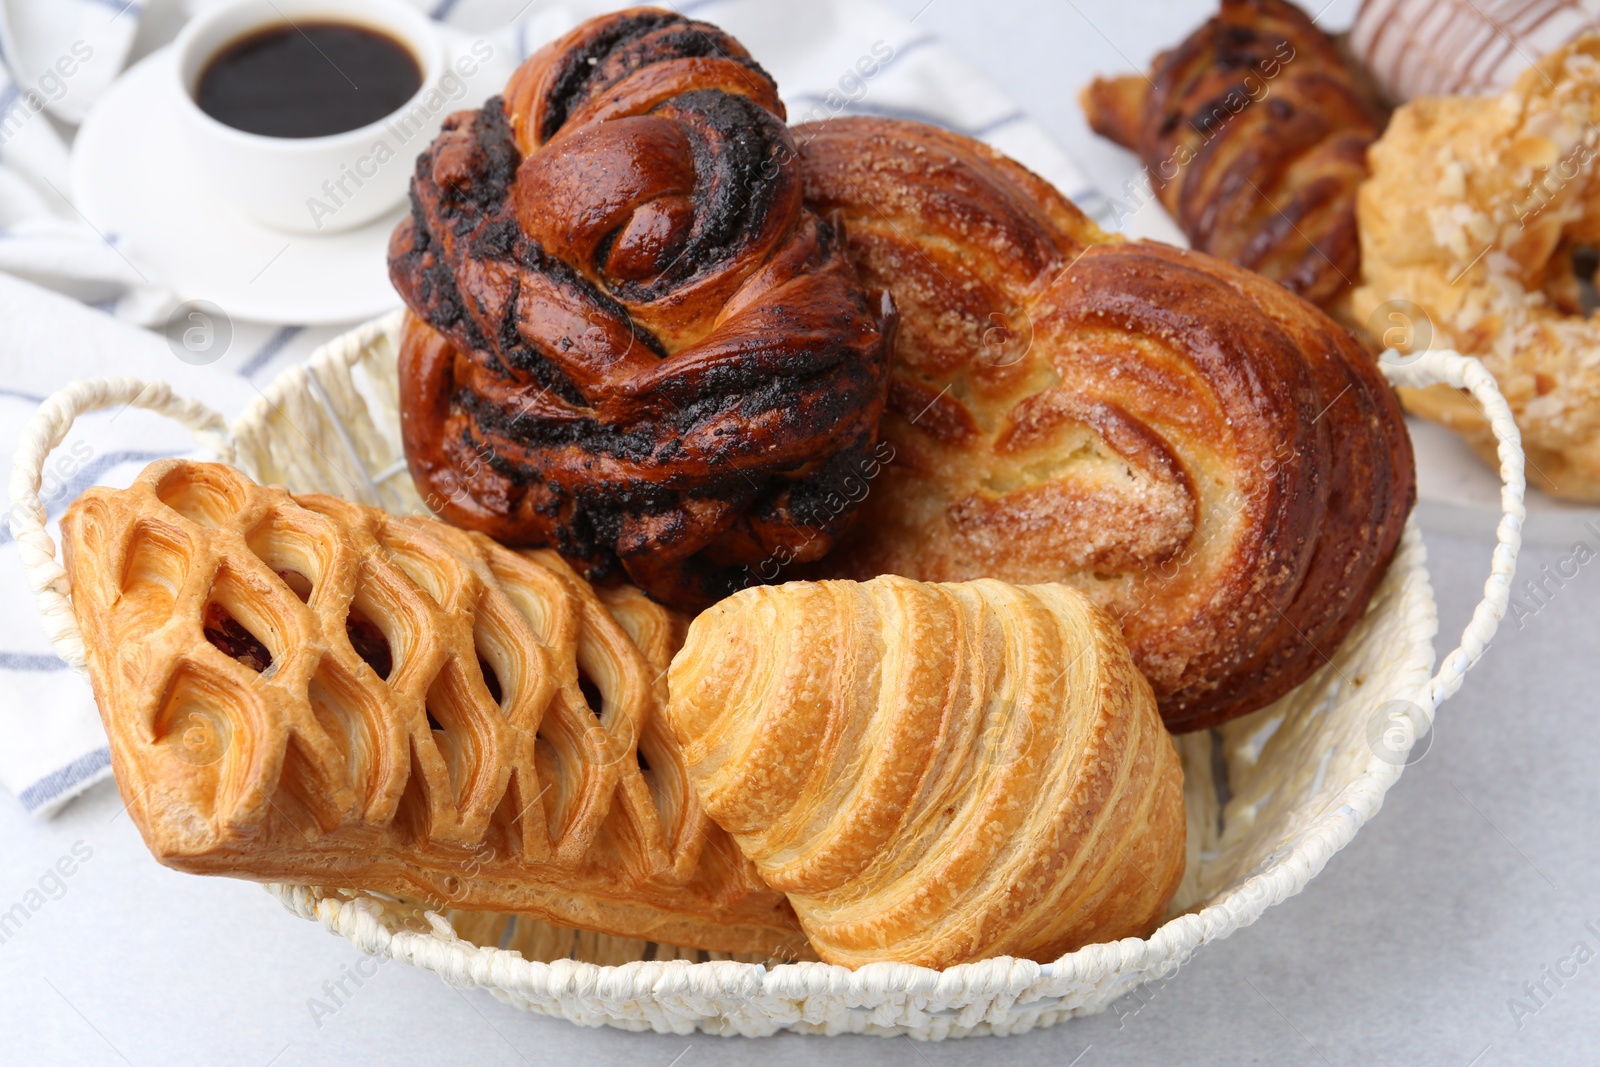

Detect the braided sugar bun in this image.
[1080,0,1383,309]
[389,8,894,609]
[796,118,1414,732]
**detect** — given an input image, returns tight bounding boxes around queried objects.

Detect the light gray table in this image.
[5,2,1597,1064]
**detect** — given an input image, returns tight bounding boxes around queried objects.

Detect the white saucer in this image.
[71,42,512,325]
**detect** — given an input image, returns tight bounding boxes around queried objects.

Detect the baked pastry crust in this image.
[1081,0,1382,309]
[1350,0,1600,104]
[60,460,804,957]
[1349,35,1600,501]
[797,117,1415,732]
[388,8,893,609]
[666,575,1185,969]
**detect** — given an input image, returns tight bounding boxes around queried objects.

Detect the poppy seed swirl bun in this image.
[388,8,894,609]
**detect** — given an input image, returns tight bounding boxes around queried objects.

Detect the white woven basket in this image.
[8,311,1526,1039]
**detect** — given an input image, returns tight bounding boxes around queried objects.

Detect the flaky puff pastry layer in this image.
[666,576,1186,969]
[60,460,803,958]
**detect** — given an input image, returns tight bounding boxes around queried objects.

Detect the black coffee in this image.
[196,22,422,138]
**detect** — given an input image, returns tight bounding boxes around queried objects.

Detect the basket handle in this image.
[1379,349,1525,710]
[6,354,1527,704]
[7,378,235,674]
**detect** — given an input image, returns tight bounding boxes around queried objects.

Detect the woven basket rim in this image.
[253,315,1458,993]
[265,527,1434,998]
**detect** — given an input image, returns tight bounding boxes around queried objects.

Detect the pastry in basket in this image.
[1350,0,1600,104]
[59,459,806,958]
[797,117,1416,732]
[666,575,1185,969]
[387,7,894,610]
[1349,35,1600,501]
[1080,0,1383,310]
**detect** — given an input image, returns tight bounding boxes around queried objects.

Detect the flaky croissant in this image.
[796,117,1415,732]
[1081,0,1382,309]
[388,7,894,609]
[60,460,804,958]
[666,575,1186,969]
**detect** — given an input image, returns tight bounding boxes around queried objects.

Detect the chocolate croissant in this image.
[796,117,1415,732]
[1080,0,1383,309]
[388,7,894,609]
[60,460,804,957]
[666,575,1185,969]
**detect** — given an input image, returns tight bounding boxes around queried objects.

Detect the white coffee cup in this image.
[172,0,450,234]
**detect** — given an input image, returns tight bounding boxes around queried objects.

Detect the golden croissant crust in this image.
[1080,0,1382,309]
[60,460,804,957]
[388,7,894,609]
[795,117,1415,732]
[666,575,1186,969]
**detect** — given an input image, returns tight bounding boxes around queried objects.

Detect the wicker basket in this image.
[8,310,1526,1039]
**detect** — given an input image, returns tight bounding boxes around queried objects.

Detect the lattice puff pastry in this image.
[666,576,1186,969]
[59,460,803,957]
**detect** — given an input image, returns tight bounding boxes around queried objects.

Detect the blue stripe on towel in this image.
[0,84,21,159]
[238,325,304,378]
[19,747,112,812]
[788,93,945,130]
[788,95,1023,141]
[91,0,145,19]
[970,110,1025,138]
[0,652,69,671]
[0,448,175,548]
[878,34,937,72]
